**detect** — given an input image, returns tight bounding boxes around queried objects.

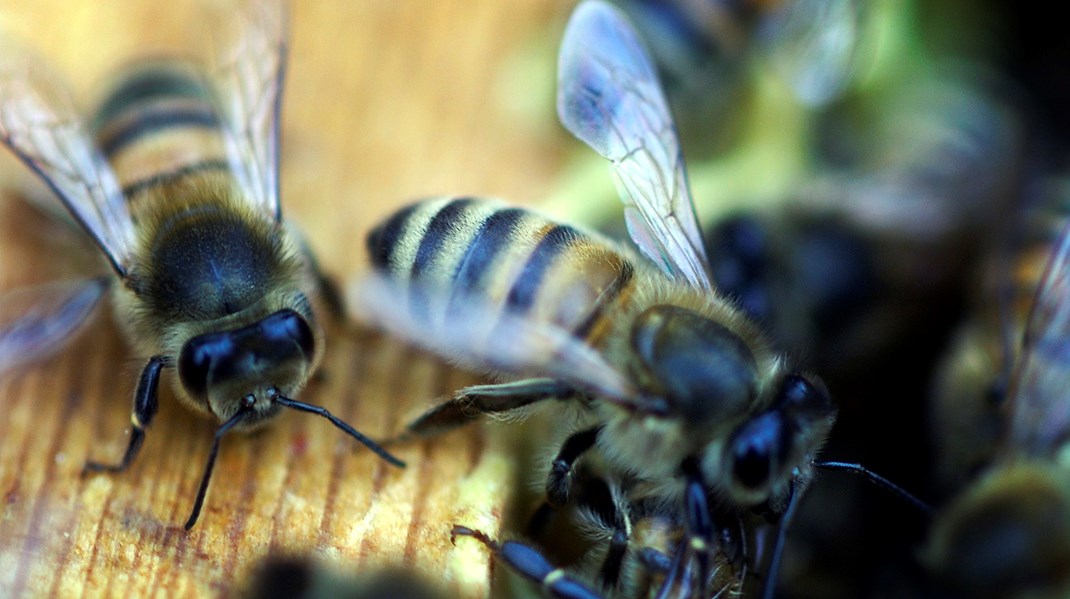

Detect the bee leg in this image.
[545,426,602,507]
[761,479,800,599]
[450,525,604,599]
[83,355,167,474]
[680,459,715,595]
[596,526,629,590]
[652,543,687,599]
[315,272,345,321]
[402,378,573,439]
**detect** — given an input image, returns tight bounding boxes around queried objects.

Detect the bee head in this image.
[721,373,833,507]
[178,308,316,426]
[631,305,758,429]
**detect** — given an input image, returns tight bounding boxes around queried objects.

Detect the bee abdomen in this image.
[91,63,229,198]
[367,197,635,340]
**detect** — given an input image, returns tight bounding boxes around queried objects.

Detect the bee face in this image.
[178,308,317,425]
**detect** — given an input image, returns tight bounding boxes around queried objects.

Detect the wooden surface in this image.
[0,1,576,596]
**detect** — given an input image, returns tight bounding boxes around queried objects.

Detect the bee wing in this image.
[0,278,109,377]
[760,0,867,107]
[351,273,640,405]
[0,49,135,276]
[1005,221,1070,456]
[557,0,713,292]
[206,0,287,221]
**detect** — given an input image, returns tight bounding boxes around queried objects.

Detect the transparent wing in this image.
[1005,221,1070,457]
[0,48,136,276]
[0,278,109,377]
[350,272,640,407]
[206,0,287,221]
[557,0,712,291]
[761,0,867,107]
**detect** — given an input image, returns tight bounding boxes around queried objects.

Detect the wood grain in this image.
[0,1,577,596]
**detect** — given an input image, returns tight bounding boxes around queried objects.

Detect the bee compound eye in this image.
[779,373,832,419]
[178,332,233,399]
[730,412,787,492]
[260,309,315,360]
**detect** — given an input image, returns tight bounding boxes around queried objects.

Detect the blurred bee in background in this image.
[241,556,447,599]
[356,2,927,597]
[708,63,1024,379]
[0,0,402,530]
[702,63,1024,599]
[925,172,1070,598]
[612,0,870,154]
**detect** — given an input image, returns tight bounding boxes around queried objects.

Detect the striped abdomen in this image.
[366,197,636,345]
[91,63,229,200]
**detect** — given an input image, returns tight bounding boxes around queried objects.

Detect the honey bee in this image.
[925,173,1070,597]
[0,0,402,530]
[355,1,839,594]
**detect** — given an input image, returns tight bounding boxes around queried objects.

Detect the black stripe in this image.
[451,208,526,296]
[411,198,476,279]
[505,225,579,312]
[99,108,220,157]
[120,159,230,198]
[366,202,421,271]
[94,67,211,131]
[573,259,634,338]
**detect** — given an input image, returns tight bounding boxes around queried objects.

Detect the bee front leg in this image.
[83,355,167,474]
[545,426,602,507]
[400,378,573,440]
[680,459,715,594]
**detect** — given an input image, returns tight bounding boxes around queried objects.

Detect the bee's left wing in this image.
[0,49,136,276]
[557,0,712,292]
[206,0,287,221]
[1005,220,1070,457]
[351,272,639,406]
[0,278,109,377]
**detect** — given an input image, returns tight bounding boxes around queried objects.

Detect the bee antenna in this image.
[185,407,248,530]
[761,479,801,599]
[812,460,933,515]
[274,395,406,468]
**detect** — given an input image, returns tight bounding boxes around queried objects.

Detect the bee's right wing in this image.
[0,278,109,377]
[1004,220,1070,457]
[0,49,135,277]
[351,273,641,407]
[204,0,287,222]
[557,0,713,292]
